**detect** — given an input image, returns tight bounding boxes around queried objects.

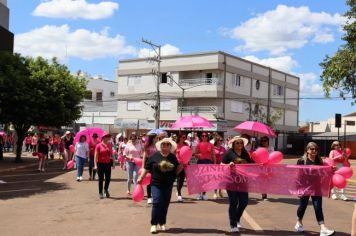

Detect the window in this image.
[231,100,243,113]
[256,80,260,90]
[232,74,241,87]
[161,73,167,83]
[110,92,115,97]
[273,85,283,96]
[128,75,141,86]
[84,90,92,100]
[160,100,171,111]
[96,92,102,101]
[206,73,212,79]
[127,101,141,111]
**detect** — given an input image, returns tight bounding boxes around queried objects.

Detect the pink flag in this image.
[185,164,333,197]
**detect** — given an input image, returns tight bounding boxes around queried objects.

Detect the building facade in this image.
[76,73,119,133]
[0,0,14,52]
[117,51,300,136]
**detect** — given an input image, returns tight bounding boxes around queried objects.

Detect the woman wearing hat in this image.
[222,136,253,233]
[138,138,184,234]
[94,133,115,199]
[88,133,100,180]
[329,140,348,200]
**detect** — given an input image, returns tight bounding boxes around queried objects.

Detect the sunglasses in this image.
[309,148,317,151]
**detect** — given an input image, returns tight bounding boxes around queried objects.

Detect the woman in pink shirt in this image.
[123,134,144,195]
[195,132,216,200]
[142,134,158,204]
[214,137,226,199]
[329,141,348,200]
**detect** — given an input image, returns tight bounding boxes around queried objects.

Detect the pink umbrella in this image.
[74,127,105,144]
[233,121,277,138]
[171,115,214,129]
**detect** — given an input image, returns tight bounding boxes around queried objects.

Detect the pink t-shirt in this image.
[95,143,113,164]
[123,142,143,161]
[196,141,214,161]
[331,149,345,163]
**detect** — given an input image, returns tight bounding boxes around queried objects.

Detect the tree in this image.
[320,0,356,103]
[0,53,86,162]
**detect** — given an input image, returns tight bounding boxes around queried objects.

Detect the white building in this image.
[310,112,356,134]
[116,51,300,137]
[76,73,118,133]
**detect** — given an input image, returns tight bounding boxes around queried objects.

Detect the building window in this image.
[256,80,260,90]
[110,92,115,97]
[128,75,141,86]
[206,73,212,79]
[161,73,167,83]
[231,100,243,113]
[96,92,103,101]
[84,90,92,100]
[273,85,283,96]
[160,100,171,111]
[232,74,241,87]
[127,101,141,111]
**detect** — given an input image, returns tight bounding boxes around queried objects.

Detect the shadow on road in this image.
[0,160,69,200]
[166,227,227,234]
[240,228,349,235]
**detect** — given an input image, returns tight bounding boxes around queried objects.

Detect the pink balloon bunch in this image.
[178,146,192,164]
[268,151,283,164]
[132,184,144,202]
[331,167,353,189]
[67,160,75,169]
[251,148,283,164]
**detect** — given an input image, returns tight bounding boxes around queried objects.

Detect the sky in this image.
[8,0,355,124]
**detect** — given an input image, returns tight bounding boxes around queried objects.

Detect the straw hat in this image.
[65,131,71,135]
[228,136,248,148]
[156,138,177,152]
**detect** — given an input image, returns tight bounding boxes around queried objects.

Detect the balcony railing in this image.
[178,106,218,113]
[179,78,220,86]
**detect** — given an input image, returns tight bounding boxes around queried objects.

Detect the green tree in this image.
[0,53,86,162]
[320,0,356,103]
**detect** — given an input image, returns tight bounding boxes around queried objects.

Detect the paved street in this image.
[0,157,354,236]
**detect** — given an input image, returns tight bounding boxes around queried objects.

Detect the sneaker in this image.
[79,176,83,181]
[105,190,110,198]
[295,222,304,232]
[331,194,338,200]
[147,198,153,204]
[230,227,239,233]
[99,193,104,199]
[213,193,218,199]
[159,225,166,231]
[339,194,347,201]
[177,195,183,202]
[237,222,241,228]
[76,177,80,182]
[150,225,157,234]
[202,194,208,200]
[320,228,335,236]
[197,194,203,200]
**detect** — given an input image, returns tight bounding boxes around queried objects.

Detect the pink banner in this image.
[185,164,333,197]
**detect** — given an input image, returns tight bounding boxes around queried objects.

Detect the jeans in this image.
[147,185,152,198]
[227,191,249,228]
[151,185,173,225]
[297,196,324,224]
[126,161,139,191]
[88,155,96,179]
[176,169,185,196]
[97,163,111,194]
[197,159,213,195]
[25,144,31,152]
[76,156,86,177]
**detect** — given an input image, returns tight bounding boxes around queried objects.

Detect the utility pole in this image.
[142,38,161,129]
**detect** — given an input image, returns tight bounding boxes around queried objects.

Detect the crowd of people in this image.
[18,129,352,235]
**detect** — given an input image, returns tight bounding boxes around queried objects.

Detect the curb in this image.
[0,159,57,174]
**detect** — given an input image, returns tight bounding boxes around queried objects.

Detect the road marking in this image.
[0,188,41,193]
[243,210,263,231]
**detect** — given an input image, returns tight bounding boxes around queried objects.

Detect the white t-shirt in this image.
[75,142,89,159]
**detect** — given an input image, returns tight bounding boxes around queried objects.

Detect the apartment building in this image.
[116,51,299,136]
[76,73,118,133]
[0,0,14,52]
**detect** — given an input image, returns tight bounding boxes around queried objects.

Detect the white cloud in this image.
[244,55,298,72]
[33,0,119,20]
[15,25,136,60]
[138,44,181,58]
[229,5,345,55]
[297,72,323,95]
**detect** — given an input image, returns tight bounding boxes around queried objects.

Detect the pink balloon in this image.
[133,158,143,167]
[252,148,269,164]
[69,145,75,153]
[335,167,353,179]
[346,148,352,158]
[67,160,75,169]
[179,146,192,164]
[141,173,151,186]
[132,184,144,202]
[323,158,335,167]
[268,151,283,164]
[332,174,346,189]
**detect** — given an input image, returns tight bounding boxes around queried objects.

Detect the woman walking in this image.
[138,138,184,234]
[222,136,253,233]
[195,132,216,200]
[329,141,348,200]
[123,134,144,195]
[175,133,189,202]
[213,137,226,199]
[88,133,100,180]
[94,133,115,199]
[36,133,50,172]
[142,134,158,204]
[74,135,89,182]
[62,131,73,170]
[294,142,335,236]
